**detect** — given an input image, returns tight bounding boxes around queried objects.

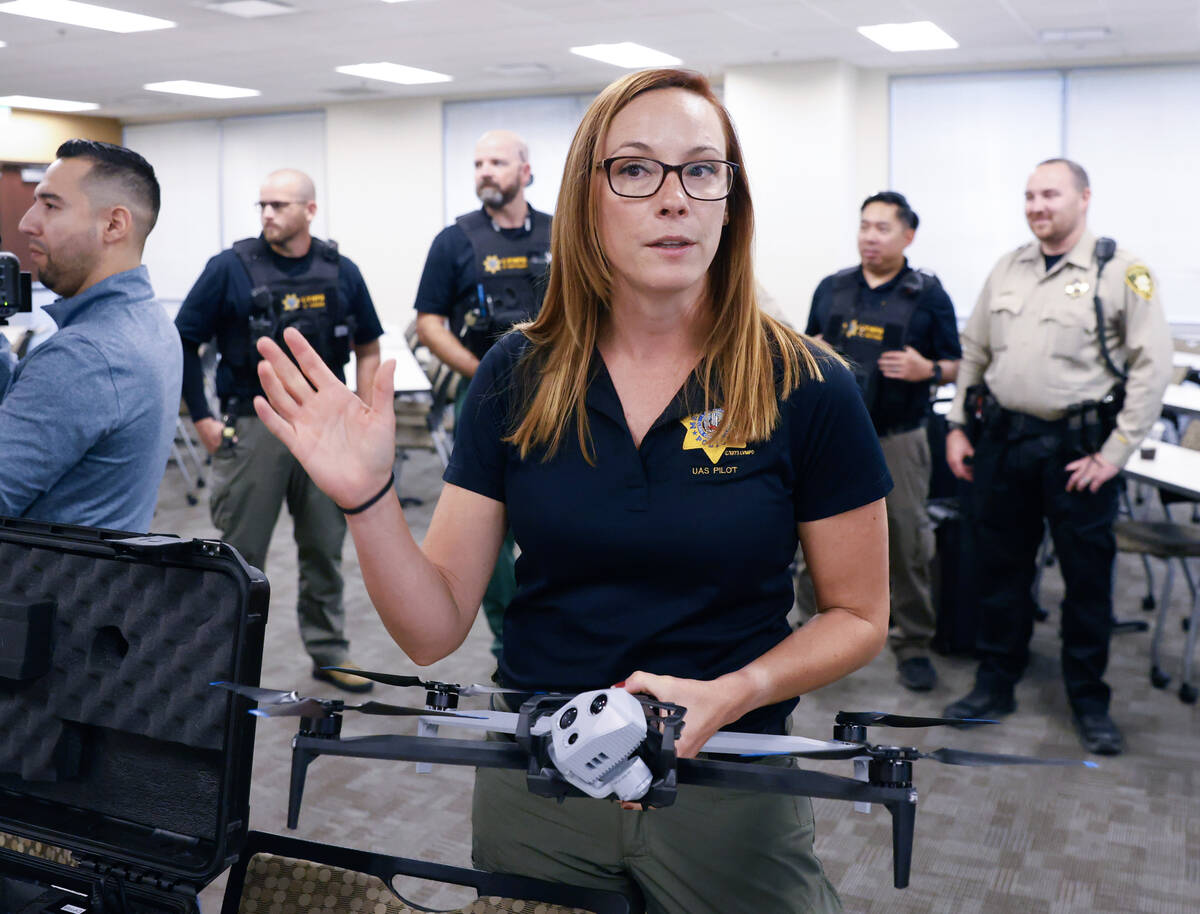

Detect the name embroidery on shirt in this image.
[681,408,751,472]
[281,292,326,312]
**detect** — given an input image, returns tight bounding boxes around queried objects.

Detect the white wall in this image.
[325,97,443,330]
[725,62,889,329]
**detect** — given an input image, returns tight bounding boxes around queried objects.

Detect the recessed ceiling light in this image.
[144,80,261,99]
[335,62,452,85]
[205,0,293,17]
[484,62,554,79]
[0,0,175,33]
[857,21,958,53]
[1039,27,1111,43]
[570,42,681,68]
[0,94,100,112]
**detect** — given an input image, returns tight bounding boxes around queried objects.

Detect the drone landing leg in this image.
[415,719,438,773]
[288,743,317,829]
[884,797,916,889]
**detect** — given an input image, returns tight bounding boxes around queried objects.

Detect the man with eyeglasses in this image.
[413,130,552,660]
[175,168,383,693]
[804,191,961,694]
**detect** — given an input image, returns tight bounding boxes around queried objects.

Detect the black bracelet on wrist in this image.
[930,362,943,386]
[339,472,396,515]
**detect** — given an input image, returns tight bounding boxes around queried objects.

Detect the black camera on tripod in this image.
[1,251,34,325]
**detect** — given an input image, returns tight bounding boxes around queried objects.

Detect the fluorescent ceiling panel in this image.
[0,0,175,33]
[1039,27,1111,43]
[857,21,957,53]
[335,62,452,84]
[205,0,293,17]
[144,80,261,99]
[0,94,100,112]
[570,42,681,68]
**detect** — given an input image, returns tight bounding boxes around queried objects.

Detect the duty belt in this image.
[995,407,1067,439]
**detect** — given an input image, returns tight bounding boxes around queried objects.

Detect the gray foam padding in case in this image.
[0,542,243,785]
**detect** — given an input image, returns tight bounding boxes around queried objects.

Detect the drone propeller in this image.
[919,747,1097,768]
[212,681,485,721]
[836,710,1000,728]
[321,667,513,697]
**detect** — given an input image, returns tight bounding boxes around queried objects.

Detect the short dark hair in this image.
[56,139,161,237]
[861,191,918,230]
[1037,157,1089,192]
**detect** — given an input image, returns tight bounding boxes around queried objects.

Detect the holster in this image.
[963,383,1004,444]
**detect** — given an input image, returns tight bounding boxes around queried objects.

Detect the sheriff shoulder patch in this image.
[1124,264,1154,301]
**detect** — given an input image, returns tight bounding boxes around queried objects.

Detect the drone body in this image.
[539,689,654,801]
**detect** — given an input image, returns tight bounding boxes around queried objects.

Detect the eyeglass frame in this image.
[597,156,740,201]
[254,200,309,212]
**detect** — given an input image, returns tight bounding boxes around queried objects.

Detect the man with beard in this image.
[0,140,180,532]
[941,158,1172,755]
[175,168,383,692]
[414,130,552,658]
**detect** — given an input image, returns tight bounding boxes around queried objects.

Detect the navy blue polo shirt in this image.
[446,332,892,733]
[807,261,960,430]
[176,241,383,419]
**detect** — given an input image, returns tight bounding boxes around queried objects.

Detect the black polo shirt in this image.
[807,261,960,432]
[446,332,892,733]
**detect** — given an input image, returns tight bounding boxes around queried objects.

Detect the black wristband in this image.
[339,472,395,515]
[930,362,943,385]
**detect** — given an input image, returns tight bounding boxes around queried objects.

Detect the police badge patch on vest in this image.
[1124,264,1154,301]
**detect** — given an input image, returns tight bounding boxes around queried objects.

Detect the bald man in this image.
[414,130,553,659]
[176,168,384,692]
[1,139,180,532]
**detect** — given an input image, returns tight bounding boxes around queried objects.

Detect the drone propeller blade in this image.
[458,683,526,697]
[923,747,1098,768]
[212,681,301,705]
[702,730,866,759]
[349,702,487,719]
[249,697,330,719]
[321,667,429,689]
[836,710,1000,728]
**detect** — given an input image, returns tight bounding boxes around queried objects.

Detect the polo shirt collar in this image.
[856,258,911,293]
[584,348,720,434]
[44,265,152,330]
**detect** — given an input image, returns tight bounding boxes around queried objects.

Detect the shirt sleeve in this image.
[947,261,1001,425]
[442,335,521,502]
[174,253,229,345]
[789,353,892,522]
[805,277,831,336]
[339,258,384,344]
[0,335,120,518]
[414,227,463,317]
[926,283,963,361]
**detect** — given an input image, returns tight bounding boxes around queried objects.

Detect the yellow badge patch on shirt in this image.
[681,408,745,466]
[1124,264,1154,301]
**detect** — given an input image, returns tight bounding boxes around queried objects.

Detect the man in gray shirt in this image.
[0,140,180,532]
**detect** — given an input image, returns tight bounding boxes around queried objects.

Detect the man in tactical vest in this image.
[414,130,552,658]
[942,159,1172,755]
[806,191,962,693]
[176,169,384,693]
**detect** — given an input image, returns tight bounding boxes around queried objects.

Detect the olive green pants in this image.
[210,416,351,667]
[471,760,842,914]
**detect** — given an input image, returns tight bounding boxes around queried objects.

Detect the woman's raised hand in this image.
[254,327,397,509]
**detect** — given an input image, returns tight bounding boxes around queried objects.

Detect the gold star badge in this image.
[281,293,301,312]
[1064,279,1090,298]
[681,408,745,465]
[483,254,502,275]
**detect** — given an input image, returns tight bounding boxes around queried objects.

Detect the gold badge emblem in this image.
[1064,279,1090,298]
[483,255,502,275]
[281,293,301,312]
[681,408,745,466]
[1124,264,1154,301]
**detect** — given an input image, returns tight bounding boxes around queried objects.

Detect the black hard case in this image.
[0,517,269,913]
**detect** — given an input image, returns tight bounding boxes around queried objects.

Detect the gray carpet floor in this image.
[148,445,1198,914]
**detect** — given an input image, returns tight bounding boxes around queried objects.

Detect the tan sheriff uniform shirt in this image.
[949,230,1173,467]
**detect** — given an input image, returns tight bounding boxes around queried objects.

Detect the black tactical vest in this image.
[232,236,354,374]
[453,208,552,359]
[823,266,929,430]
